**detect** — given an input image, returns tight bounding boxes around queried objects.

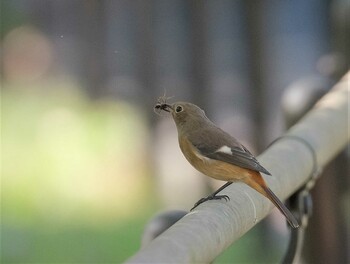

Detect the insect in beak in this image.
[154,103,172,113]
[154,94,173,115]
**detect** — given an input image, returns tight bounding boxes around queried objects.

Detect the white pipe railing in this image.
[127,72,349,263]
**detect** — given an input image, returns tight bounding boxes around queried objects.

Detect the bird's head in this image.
[155,101,208,133]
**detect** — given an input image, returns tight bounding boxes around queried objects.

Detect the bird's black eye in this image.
[175,105,183,113]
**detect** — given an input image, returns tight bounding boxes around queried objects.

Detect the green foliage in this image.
[1,81,157,263]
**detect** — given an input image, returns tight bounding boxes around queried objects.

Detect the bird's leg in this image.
[191,182,233,210]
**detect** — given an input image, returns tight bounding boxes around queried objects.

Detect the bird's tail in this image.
[244,172,300,229]
[264,186,299,228]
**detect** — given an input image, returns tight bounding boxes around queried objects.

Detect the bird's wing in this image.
[189,128,271,175]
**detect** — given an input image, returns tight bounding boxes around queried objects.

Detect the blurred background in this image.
[1,0,349,263]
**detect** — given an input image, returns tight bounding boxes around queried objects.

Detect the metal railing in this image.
[127,72,349,263]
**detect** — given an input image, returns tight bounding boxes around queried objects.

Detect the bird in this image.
[154,100,299,228]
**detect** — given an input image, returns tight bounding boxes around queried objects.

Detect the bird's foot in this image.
[190,194,230,211]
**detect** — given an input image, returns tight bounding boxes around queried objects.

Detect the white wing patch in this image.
[216,146,233,155]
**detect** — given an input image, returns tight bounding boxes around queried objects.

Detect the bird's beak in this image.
[163,103,173,112]
[154,103,173,113]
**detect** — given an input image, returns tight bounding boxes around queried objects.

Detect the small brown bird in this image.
[155,100,299,228]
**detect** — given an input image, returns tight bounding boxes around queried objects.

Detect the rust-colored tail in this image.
[244,171,299,229]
